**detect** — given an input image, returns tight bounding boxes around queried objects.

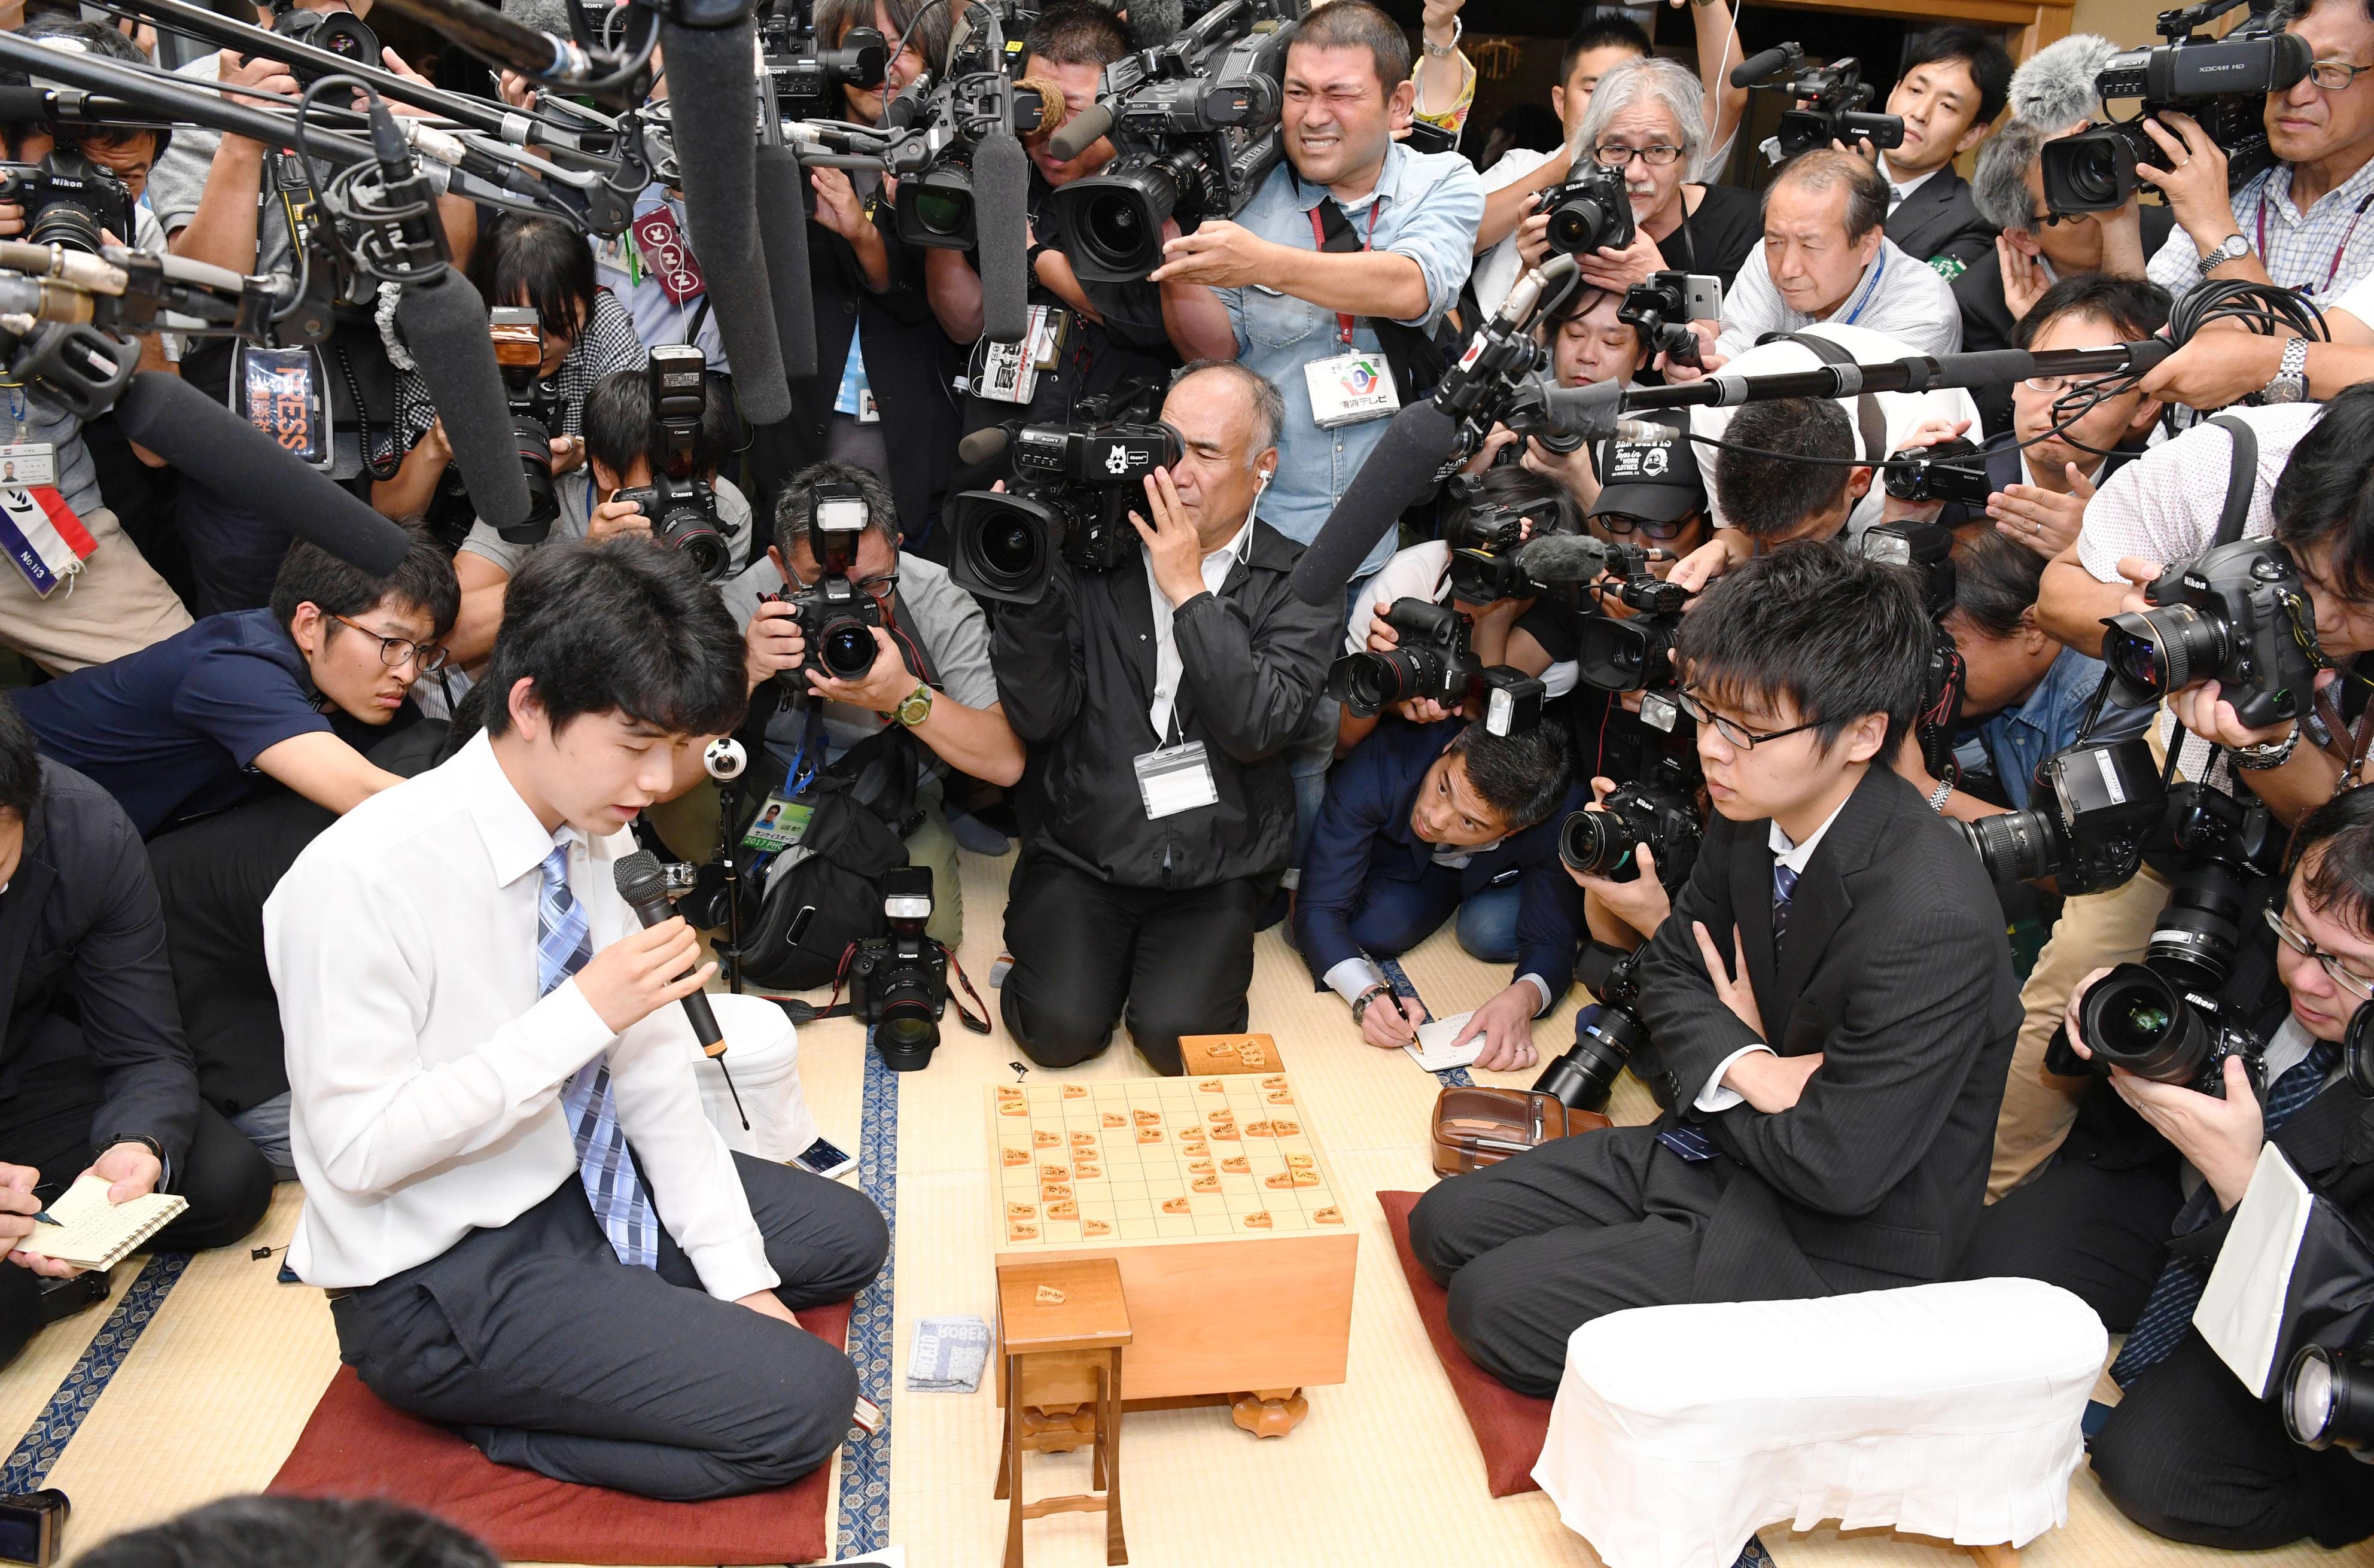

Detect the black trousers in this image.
[0,1051,274,1257]
[1952,1152,2184,1331]
[2092,1330,2374,1549]
[0,1262,37,1372]
[331,1155,888,1501]
[999,853,1260,1077]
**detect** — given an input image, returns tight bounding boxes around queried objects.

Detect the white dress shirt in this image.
[1692,796,1851,1113]
[1714,236,1963,362]
[1146,517,1253,738]
[264,730,778,1300]
[1879,156,1937,215]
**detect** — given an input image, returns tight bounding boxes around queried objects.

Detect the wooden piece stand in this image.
[996,1258,1132,1568]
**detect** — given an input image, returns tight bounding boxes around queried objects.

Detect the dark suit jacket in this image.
[1635,763,2022,1299]
[1939,433,2145,527]
[0,761,199,1166]
[1293,718,1585,1006]
[1886,166,1996,278]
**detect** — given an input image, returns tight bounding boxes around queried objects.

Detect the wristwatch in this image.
[1925,776,1955,814]
[891,684,933,728]
[2261,336,2312,404]
[2199,232,2254,271]
[2234,723,2302,771]
[1351,984,1393,1025]
[1421,14,1461,56]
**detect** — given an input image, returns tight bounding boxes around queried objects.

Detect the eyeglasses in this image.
[1595,512,1696,541]
[2264,905,2374,1001]
[2020,372,2119,394]
[786,567,899,599]
[2309,57,2374,91]
[332,614,448,673]
[1591,142,1685,169]
[1676,690,1824,750]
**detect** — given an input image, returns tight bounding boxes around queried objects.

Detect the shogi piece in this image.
[1532,1277,2107,1568]
[995,1258,1133,1568]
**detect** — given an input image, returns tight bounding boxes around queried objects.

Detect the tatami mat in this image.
[4,839,2370,1566]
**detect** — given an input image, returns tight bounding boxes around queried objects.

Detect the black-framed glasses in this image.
[1595,512,1697,541]
[332,614,448,673]
[785,565,900,599]
[2265,905,2374,1001]
[1591,141,1685,169]
[1676,690,1824,750]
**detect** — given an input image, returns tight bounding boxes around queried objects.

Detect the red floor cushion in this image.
[1378,1191,1552,1498]
[268,1300,853,1566]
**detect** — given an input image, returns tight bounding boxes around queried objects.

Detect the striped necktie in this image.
[2109,1039,2340,1384]
[538,844,659,1271]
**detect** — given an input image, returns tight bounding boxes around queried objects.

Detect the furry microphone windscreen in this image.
[2011,34,2119,132]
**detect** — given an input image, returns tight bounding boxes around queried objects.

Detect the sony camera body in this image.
[1328,597,1545,736]
[609,345,735,581]
[948,403,1183,604]
[760,0,886,120]
[2101,537,2322,731]
[846,866,949,1071]
[1536,162,1635,258]
[1617,271,1719,369]
[1558,780,1702,893]
[0,153,132,258]
[1881,438,1989,510]
[784,480,884,680]
[1045,0,1301,282]
[488,305,564,544]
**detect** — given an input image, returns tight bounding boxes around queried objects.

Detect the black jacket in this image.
[993,520,1337,890]
[1635,763,2022,1298]
[0,762,199,1168]
[1885,166,1996,279]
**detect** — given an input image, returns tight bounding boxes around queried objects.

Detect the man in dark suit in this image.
[1875,28,2014,280]
[1295,717,1585,1073]
[0,696,274,1371]
[1408,543,2021,1397]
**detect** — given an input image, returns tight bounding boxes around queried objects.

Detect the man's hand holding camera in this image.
[809,628,930,716]
[2064,965,2266,1209]
[1131,467,1208,607]
[1569,776,1675,939]
[744,597,806,692]
[2136,112,2244,265]
[587,492,654,545]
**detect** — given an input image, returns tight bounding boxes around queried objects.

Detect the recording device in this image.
[785,480,882,680]
[2071,958,2267,1094]
[1328,598,1546,736]
[1558,782,1702,894]
[489,305,563,544]
[0,1490,67,1567]
[946,397,1183,604]
[1043,0,1298,282]
[613,849,727,1057]
[1571,545,1692,695]
[268,2,382,74]
[610,345,733,581]
[1880,438,1989,510]
[1617,272,1719,369]
[846,866,949,1071]
[704,735,748,781]
[887,71,1057,251]
[2040,0,2311,214]
[1955,735,2169,891]
[2101,537,2323,731]
[1536,163,1635,258]
[1859,518,1959,617]
[2284,1342,2374,1451]
[0,153,131,258]
[1533,946,1650,1116]
[759,0,885,118]
[1441,475,1571,604]
[1731,43,1904,162]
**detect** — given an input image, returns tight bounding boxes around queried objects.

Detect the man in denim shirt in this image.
[1148,0,1484,592]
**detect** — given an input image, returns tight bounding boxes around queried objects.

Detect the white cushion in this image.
[1532,1277,2107,1568]
[693,992,820,1163]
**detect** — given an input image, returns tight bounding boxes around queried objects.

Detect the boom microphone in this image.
[753,142,818,381]
[395,270,535,530]
[1728,43,1797,89]
[1286,400,1458,607]
[956,425,1010,465]
[661,18,792,423]
[112,373,411,575]
[614,850,726,1057]
[975,126,1033,345]
[1125,0,1184,50]
[1046,101,1113,165]
[2011,33,2119,132]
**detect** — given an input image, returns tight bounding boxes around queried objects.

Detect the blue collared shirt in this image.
[1221,143,1484,581]
[1973,646,2107,811]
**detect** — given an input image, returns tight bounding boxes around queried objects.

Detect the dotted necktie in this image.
[1772,862,1800,944]
[538,845,659,1271]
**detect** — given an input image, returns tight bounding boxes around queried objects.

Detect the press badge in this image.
[1304,349,1396,428]
[741,792,813,852]
[0,444,56,488]
[1134,740,1218,820]
[232,343,331,470]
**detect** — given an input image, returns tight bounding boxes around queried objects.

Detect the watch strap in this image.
[1421,14,1461,56]
[2200,233,2252,269]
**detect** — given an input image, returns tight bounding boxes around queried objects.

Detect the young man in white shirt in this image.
[264,541,887,1500]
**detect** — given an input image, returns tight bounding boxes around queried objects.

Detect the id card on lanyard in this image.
[2254,184,2374,296]
[0,386,88,596]
[1301,201,1399,428]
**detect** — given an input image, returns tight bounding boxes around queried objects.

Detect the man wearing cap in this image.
[1579,416,1712,568]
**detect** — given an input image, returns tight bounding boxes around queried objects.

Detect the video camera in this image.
[1536,163,1634,259]
[778,480,884,681]
[610,345,733,582]
[846,866,951,1071]
[1441,474,1572,604]
[1572,544,1691,694]
[1533,943,1652,1115]
[0,153,133,259]
[1044,0,1300,282]
[946,392,1182,604]
[1736,44,1904,163]
[760,0,887,120]
[2101,537,2323,732]
[489,305,563,544]
[1880,438,1989,511]
[267,2,382,80]
[1328,597,1547,737]
[2041,0,2311,214]
[1617,271,1719,370]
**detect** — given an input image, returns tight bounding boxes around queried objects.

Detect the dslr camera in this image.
[1045,0,1299,282]
[610,345,735,582]
[1880,439,1989,510]
[760,0,886,120]
[846,866,951,1071]
[1859,518,1959,617]
[2042,0,2309,214]
[2100,537,2323,731]
[1558,778,1702,894]
[1956,735,2169,891]
[783,480,884,680]
[488,305,564,544]
[946,394,1183,604]
[1618,271,1719,370]
[1737,44,1904,162]
[0,152,132,258]
[1329,598,1546,737]
[1536,162,1635,258]
[1533,944,1654,1115]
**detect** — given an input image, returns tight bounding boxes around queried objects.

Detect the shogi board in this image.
[988,1074,1358,1403]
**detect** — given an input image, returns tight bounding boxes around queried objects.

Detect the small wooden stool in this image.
[994,1258,1131,1568]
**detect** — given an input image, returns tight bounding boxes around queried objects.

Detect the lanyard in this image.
[1307,200,1382,346]
[1837,248,1885,327]
[2254,179,2374,294]
[781,699,824,799]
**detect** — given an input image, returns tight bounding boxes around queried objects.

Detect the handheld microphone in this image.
[974,126,1033,345]
[660,18,791,423]
[112,373,412,575]
[1728,43,1798,89]
[614,850,726,1058]
[1045,101,1112,163]
[1285,400,1459,607]
[753,142,818,381]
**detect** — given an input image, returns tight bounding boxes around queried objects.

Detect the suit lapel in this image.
[1770,767,1899,1042]
[0,838,57,1052]
[1730,819,1780,1034]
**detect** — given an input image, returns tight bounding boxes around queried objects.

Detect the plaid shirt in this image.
[392,290,649,451]
[2147,156,2374,306]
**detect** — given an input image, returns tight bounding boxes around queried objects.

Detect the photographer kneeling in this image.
[1295,718,1583,1071]
[1959,788,2374,1551]
[994,361,1336,1074]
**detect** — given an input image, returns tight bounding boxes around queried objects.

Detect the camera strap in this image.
[2206,415,2258,549]
[805,939,993,1034]
[1310,197,1451,398]
[1764,331,1886,467]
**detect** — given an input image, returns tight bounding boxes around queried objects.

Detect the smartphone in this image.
[794,1135,857,1180]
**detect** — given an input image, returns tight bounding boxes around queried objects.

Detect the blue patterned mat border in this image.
[0,1252,191,1493]
[833,1028,897,1559]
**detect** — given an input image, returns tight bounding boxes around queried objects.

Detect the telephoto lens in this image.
[2284,1344,2374,1451]
[1533,998,1649,1114]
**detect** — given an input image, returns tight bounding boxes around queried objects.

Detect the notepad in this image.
[16,1173,187,1271]
[1402,1012,1480,1073]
